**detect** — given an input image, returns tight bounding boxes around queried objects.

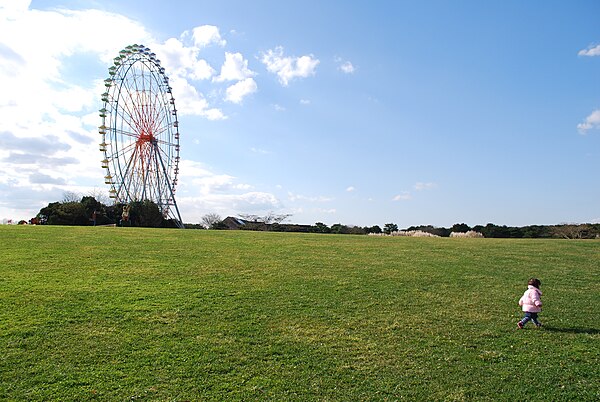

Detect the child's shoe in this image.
[517,321,524,329]
[535,323,542,328]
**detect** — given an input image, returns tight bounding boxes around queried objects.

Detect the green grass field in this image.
[1,226,598,401]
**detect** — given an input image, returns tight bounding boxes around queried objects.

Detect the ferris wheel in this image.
[99,44,183,228]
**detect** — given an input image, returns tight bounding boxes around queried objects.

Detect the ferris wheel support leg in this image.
[155,143,185,229]
[171,199,185,229]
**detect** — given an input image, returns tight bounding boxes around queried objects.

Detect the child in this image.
[517,278,543,329]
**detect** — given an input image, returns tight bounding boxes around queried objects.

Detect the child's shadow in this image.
[543,326,600,335]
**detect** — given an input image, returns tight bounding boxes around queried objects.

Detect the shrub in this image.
[369,230,440,237]
[449,231,484,238]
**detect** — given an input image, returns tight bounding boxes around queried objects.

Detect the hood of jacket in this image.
[528,285,542,295]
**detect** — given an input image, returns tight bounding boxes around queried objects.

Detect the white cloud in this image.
[338,61,356,74]
[177,191,281,222]
[414,182,437,191]
[346,186,355,192]
[154,37,215,81]
[29,172,67,185]
[339,61,355,74]
[0,6,151,123]
[225,78,257,104]
[0,132,70,154]
[179,190,281,220]
[578,44,600,57]
[393,193,412,201]
[300,99,311,105]
[204,108,228,121]
[260,46,319,86]
[215,52,255,82]
[0,0,31,19]
[273,104,286,111]
[190,25,226,48]
[168,75,225,119]
[174,160,281,221]
[178,161,236,194]
[288,192,333,202]
[335,56,355,74]
[250,147,270,155]
[577,109,600,134]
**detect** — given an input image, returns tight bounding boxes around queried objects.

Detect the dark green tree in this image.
[521,225,551,238]
[48,202,88,225]
[37,202,60,224]
[312,222,330,233]
[80,196,111,225]
[330,223,349,234]
[477,223,522,238]
[451,223,471,233]
[347,226,367,235]
[368,225,382,234]
[129,200,164,227]
[383,223,398,235]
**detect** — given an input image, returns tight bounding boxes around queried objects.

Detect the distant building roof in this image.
[222,216,248,229]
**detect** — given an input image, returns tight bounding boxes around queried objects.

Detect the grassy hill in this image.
[1,226,598,400]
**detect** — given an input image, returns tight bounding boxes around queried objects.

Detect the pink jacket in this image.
[519,285,542,313]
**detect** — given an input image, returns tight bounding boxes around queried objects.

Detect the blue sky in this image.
[1,0,599,227]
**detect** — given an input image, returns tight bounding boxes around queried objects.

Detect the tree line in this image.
[31,196,180,228]
[21,195,600,239]
[194,213,600,239]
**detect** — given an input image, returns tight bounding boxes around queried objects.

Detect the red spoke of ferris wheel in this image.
[123,81,152,141]
[117,60,173,147]
[136,143,152,200]
[112,64,145,137]
[116,142,139,201]
[125,144,154,201]
[117,91,173,199]
[108,140,136,169]
[144,68,173,141]
[130,71,174,167]
[153,142,177,202]
[149,144,171,205]
[114,100,141,139]
[105,126,135,163]
[135,64,162,129]
[110,131,174,175]
[113,66,151,142]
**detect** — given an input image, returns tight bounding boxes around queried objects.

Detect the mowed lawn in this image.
[0,226,598,401]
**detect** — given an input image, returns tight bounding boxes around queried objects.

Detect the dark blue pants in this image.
[520,312,541,326]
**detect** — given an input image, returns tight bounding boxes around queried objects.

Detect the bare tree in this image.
[239,212,292,225]
[236,211,293,231]
[61,191,81,203]
[263,211,292,225]
[238,213,259,222]
[554,223,586,239]
[87,187,111,206]
[201,213,222,229]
